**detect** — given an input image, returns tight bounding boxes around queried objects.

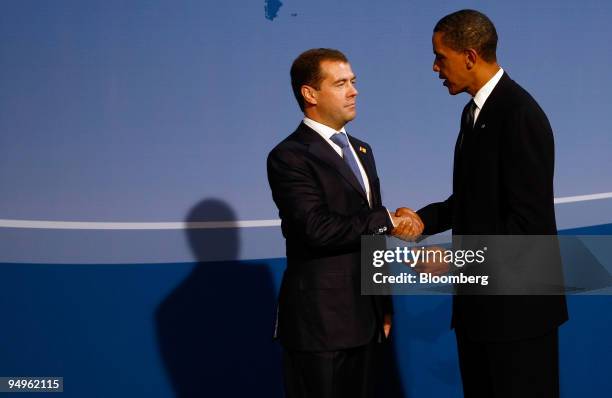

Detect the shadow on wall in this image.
[155,198,282,398]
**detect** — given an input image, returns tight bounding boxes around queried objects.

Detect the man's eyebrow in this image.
[333,76,356,84]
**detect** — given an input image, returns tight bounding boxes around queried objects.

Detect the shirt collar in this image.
[473,67,504,110]
[303,117,347,140]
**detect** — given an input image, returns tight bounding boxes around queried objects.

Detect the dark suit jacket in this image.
[418,72,568,342]
[267,122,393,351]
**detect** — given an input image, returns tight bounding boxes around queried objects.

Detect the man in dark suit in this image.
[403,9,568,398]
[267,48,422,398]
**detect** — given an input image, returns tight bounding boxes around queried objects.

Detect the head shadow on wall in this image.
[155,198,282,397]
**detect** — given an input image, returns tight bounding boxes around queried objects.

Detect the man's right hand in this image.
[391,207,424,241]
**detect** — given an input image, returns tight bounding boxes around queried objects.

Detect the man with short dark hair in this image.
[402,9,568,398]
[267,48,422,398]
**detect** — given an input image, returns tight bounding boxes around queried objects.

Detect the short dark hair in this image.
[434,9,498,62]
[290,48,348,112]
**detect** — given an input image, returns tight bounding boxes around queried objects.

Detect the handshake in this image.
[390,207,424,241]
[390,207,449,276]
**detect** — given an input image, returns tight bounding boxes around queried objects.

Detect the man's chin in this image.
[445,83,466,96]
[446,85,459,95]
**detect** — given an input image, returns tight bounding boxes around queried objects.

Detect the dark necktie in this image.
[330,132,366,193]
[464,99,477,129]
[460,99,477,149]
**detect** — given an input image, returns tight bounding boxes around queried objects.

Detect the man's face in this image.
[310,60,358,130]
[432,31,471,95]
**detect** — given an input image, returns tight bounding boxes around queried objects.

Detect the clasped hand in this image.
[390,207,424,241]
[391,208,449,276]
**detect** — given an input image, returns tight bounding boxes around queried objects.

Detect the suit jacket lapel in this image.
[454,73,512,193]
[472,72,510,132]
[459,73,510,154]
[350,136,379,205]
[296,124,368,200]
[350,138,375,183]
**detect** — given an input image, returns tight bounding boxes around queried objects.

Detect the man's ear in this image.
[301,85,318,106]
[465,48,478,70]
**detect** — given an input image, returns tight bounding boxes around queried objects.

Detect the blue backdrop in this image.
[1,1,611,396]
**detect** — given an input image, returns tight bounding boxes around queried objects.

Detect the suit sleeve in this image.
[267,147,393,249]
[500,103,556,234]
[417,194,453,236]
